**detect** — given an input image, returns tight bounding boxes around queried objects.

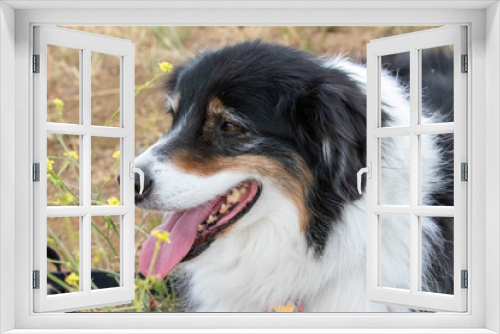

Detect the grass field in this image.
[46,26,433,312]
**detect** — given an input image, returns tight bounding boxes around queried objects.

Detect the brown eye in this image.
[222,121,241,132]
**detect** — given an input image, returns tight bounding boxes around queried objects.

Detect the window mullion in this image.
[409,47,420,294]
[81,47,92,294]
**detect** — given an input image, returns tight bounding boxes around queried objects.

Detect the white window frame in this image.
[366,26,468,312]
[33,25,136,312]
[0,1,499,333]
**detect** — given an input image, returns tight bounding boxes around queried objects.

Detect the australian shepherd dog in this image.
[133,41,454,312]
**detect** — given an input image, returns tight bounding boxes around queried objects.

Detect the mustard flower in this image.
[56,192,74,206]
[47,158,54,171]
[151,230,171,244]
[65,272,79,286]
[107,196,120,206]
[274,301,297,313]
[158,62,173,73]
[63,151,79,160]
[93,247,105,264]
[112,150,120,160]
[53,98,64,110]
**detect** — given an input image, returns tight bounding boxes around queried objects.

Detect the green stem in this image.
[47,272,77,293]
[55,134,79,183]
[135,225,149,237]
[91,220,118,257]
[47,226,78,269]
[64,216,77,258]
[148,241,161,278]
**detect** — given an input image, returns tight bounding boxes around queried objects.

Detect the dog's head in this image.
[135,41,366,278]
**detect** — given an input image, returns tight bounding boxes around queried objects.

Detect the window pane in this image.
[421,45,454,124]
[380,136,410,205]
[91,215,121,290]
[379,215,410,290]
[47,216,81,294]
[91,52,121,127]
[91,137,121,205]
[380,51,410,127]
[47,45,80,124]
[47,134,80,206]
[421,217,454,295]
[420,133,454,206]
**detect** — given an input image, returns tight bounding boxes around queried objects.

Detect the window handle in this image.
[129,162,145,195]
[357,162,371,195]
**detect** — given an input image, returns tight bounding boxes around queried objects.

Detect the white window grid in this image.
[33,26,135,312]
[366,26,468,312]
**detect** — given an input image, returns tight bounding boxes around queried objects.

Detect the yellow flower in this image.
[103,175,110,183]
[92,247,105,265]
[112,150,120,160]
[47,158,54,171]
[107,196,120,206]
[53,98,64,109]
[274,301,297,313]
[158,62,173,73]
[65,272,79,286]
[63,151,79,160]
[56,192,74,206]
[53,98,65,119]
[151,230,171,244]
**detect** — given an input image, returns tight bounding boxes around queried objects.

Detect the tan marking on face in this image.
[204,97,249,139]
[203,97,231,140]
[171,150,313,232]
[208,97,225,112]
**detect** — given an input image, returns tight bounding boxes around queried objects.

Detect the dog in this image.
[133,41,454,312]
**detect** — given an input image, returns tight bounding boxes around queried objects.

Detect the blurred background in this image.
[45,26,433,312]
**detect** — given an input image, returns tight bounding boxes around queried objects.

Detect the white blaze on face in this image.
[134,144,253,212]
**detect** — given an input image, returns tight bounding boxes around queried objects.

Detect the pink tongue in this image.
[139,198,220,279]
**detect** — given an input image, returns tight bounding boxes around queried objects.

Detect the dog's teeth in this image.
[220,203,229,214]
[207,215,217,223]
[243,181,250,188]
[227,188,240,204]
[239,187,247,195]
[198,224,205,231]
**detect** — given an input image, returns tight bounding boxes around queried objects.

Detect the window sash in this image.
[33,25,136,313]
[366,26,468,312]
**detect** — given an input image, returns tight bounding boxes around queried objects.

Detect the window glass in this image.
[47,45,80,124]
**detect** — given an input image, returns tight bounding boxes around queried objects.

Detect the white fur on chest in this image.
[178,187,409,312]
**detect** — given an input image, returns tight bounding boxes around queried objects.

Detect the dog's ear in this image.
[291,72,367,254]
[293,72,367,203]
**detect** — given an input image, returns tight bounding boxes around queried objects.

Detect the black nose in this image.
[116,172,153,202]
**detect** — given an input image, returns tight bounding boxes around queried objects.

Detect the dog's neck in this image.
[175,182,400,312]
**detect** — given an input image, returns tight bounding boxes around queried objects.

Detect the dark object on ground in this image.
[46,246,175,295]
